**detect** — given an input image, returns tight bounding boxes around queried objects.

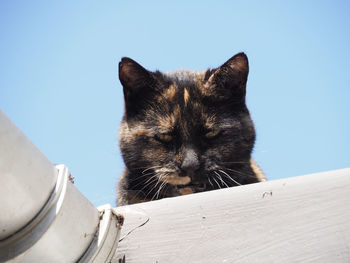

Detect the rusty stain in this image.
[262,191,273,198]
[116,214,125,226]
[99,210,105,219]
[68,174,75,184]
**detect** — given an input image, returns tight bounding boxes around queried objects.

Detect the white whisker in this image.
[224,167,247,176]
[150,173,168,200]
[137,176,158,193]
[128,172,156,183]
[153,180,167,201]
[220,161,250,165]
[131,173,157,188]
[214,171,229,188]
[207,176,214,187]
[212,175,221,189]
[142,165,162,174]
[219,169,242,186]
[146,172,168,200]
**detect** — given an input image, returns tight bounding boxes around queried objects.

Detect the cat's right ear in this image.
[204,53,249,103]
[119,57,155,116]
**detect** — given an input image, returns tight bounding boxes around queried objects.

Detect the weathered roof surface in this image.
[113,168,350,263]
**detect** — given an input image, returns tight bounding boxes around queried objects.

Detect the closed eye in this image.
[204,129,221,139]
[155,133,173,143]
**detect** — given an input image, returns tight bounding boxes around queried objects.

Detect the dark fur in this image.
[117,53,265,206]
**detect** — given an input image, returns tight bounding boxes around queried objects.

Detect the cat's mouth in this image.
[176,182,207,191]
[157,171,207,193]
[160,174,191,185]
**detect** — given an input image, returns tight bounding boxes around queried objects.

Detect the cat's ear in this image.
[206,52,249,102]
[119,57,155,115]
[119,57,155,98]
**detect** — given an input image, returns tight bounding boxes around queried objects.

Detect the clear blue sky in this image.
[1,1,349,206]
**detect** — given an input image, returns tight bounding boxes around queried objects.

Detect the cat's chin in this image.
[177,187,194,195]
[175,182,207,195]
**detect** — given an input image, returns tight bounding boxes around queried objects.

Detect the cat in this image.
[117,52,265,206]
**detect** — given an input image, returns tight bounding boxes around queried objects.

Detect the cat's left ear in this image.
[119,57,157,116]
[119,57,155,99]
[206,52,249,102]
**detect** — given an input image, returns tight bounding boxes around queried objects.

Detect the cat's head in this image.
[118,53,258,201]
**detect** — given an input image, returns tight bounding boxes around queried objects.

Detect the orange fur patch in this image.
[250,159,266,181]
[155,167,191,185]
[157,115,176,130]
[135,129,149,137]
[184,88,190,105]
[163,84,177,100]
[161,174,191,185]
[204,115,216,129]
[178,187,194,195]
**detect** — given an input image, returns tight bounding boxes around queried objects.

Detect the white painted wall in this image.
[113,168,350,263]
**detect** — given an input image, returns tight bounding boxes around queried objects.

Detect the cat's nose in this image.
[180,148,199,176]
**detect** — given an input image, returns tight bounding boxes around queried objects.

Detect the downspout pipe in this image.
[0,110,121,263]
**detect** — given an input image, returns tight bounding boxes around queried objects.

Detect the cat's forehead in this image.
[151,70,217,132]
[160,69,206,103]
[163,70,205,83]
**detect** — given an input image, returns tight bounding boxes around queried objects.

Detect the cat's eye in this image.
[155,133,173,143]
[204,129,221,139]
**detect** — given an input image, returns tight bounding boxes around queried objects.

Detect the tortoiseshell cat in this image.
[117,52,265,206]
